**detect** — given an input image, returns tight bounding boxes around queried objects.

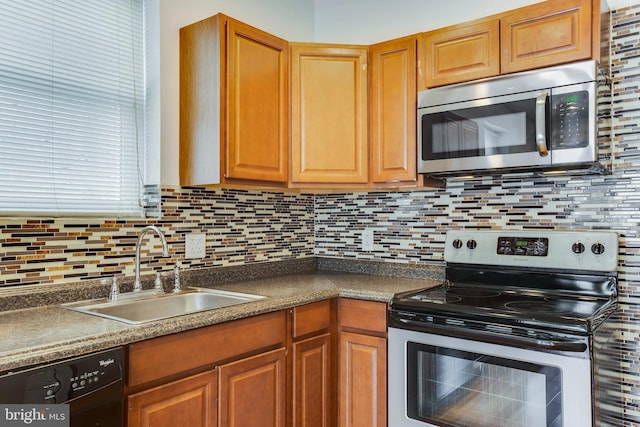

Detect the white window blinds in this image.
[0,0,157,216]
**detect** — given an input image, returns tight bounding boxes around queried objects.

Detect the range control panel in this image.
[445,230,618,272]
[496,237,549,257]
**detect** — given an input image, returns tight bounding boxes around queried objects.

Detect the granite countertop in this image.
[0,270,442,373]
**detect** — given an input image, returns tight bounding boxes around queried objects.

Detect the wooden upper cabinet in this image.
[225,19,288,183]
[290,43,369,185]
[369,36,419,185]
[500,0,593,74]
[179,15,288,186]
[420,19,500,88]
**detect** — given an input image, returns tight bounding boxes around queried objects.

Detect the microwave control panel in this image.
[551,90,589,149]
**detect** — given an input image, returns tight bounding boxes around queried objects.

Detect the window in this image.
[0,0,159,216]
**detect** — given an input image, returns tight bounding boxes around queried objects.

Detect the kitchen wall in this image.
[314,4,640,424]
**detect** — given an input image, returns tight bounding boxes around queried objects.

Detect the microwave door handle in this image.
[535,91,549,157]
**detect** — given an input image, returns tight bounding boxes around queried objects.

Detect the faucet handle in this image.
[173,265,181,293]
[109,276,120,301]
[154,272,164,293]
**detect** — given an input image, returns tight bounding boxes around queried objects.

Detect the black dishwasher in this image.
[0,347,125,427]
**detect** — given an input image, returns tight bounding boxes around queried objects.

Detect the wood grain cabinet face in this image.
[218,348,287,427]
[292,333,332,427]
[290,44,369,185]
[338,299,387,427]
[338,331,386,427]
[226,19,289,183]
[127,370,217,427]
[421,19,500,88]
[369,36,419,184]
[290,300,333,427]
[500,0,592,74]
[179,15,288,186]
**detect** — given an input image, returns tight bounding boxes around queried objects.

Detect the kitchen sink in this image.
[62,287,266,324]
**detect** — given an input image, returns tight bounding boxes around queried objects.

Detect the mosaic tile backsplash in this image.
[0,188,314,287]
[0,3,639,425]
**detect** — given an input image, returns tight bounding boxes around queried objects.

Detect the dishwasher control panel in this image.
[0,347,124,404]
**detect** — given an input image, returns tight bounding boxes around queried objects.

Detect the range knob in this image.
[466,239,477,250]
[452,239,463,249]
[591,243,606,255]
[571,242,585,254]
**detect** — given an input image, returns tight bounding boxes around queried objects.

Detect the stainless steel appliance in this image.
[0,347,125,427]
[388,230,621,427]
[417,60,611,177]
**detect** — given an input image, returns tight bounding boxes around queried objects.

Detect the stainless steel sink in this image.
[63,288,265,324]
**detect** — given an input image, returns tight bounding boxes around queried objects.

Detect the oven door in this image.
[388,327,592,427]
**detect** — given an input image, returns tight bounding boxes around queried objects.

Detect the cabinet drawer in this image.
[292,300,332,339]
[128,310,286,387]
[339,298,387,334]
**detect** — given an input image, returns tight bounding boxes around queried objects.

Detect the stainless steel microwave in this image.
[417,60,611,177]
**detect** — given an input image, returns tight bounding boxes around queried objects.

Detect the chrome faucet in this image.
[133,225,169,292]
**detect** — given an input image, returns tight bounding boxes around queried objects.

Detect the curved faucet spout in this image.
[134,225,169,292]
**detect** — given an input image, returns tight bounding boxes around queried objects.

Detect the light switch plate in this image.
[185,233,206,259]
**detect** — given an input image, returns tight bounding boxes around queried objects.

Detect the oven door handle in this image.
[392,317,588,353]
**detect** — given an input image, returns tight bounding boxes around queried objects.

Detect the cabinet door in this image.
[292,333,332,427]
[225,18,288,183]
[369,36,418,185]
[218,347,286,427]
[290,44,368,184]
[421,19,500,88]
[339,331,386,427]
[127,370,217,427]
[500,0,592,74]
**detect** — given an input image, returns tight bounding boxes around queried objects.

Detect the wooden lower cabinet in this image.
[218,347,287,427]
[292,333,332,427]
[338,298,387,427]
[127,370,217,427]
[126,299,388,427]
[338,331,386,427]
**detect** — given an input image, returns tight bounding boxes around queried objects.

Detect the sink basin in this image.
[63,288,266,324]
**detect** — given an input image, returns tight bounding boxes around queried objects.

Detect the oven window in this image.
[407,342,562,427]
[421,98,537,160]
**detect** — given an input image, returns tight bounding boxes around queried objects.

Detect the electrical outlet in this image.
[185,233,206,259]
[362,229,374,252]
